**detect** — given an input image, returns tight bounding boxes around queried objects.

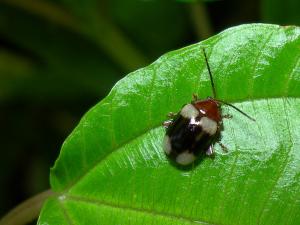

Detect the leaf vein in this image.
[248,29,277,98]
[65,194,221,225]
[58,199,74,225]
[256,99,294,225]
[284,52,300,96]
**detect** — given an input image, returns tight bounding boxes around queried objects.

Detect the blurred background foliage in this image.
[0,0,299,222]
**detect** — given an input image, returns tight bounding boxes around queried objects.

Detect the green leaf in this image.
[38,24,300,225]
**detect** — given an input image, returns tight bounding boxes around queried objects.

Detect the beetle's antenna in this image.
[202,48,255,122]
[202,48,216,99]
[215,99,256,121]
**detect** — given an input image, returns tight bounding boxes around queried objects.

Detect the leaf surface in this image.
[38,24,300,225]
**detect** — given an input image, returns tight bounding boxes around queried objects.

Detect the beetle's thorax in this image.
[192,98,221,122]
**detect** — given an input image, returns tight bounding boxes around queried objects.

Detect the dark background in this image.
[0,0,299,222]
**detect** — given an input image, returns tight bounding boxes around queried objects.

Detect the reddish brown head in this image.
[192,99,221,122]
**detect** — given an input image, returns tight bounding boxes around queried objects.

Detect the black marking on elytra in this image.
[166,114,214,161]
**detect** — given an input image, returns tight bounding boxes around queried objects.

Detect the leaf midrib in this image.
[58,194,220,225]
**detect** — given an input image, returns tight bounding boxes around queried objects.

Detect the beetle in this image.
[163,48,255,166]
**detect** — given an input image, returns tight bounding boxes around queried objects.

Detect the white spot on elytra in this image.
[176,151,196,165]
[163,135,172,155]
[200,117,217,135]
[180,104,199,119]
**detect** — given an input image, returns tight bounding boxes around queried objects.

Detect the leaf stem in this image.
[189,2,213,40]
[0,189,54,225]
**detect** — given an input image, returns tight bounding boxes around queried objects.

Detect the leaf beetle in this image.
[163,48,255,165]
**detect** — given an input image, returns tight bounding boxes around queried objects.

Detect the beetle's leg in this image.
[163,120,173,128]
[222,114,233,119]
[192,93,199,102]
[217,123,223,132]
[206,145,214,156]
[218,141,228,153]
[167,112,177,118]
